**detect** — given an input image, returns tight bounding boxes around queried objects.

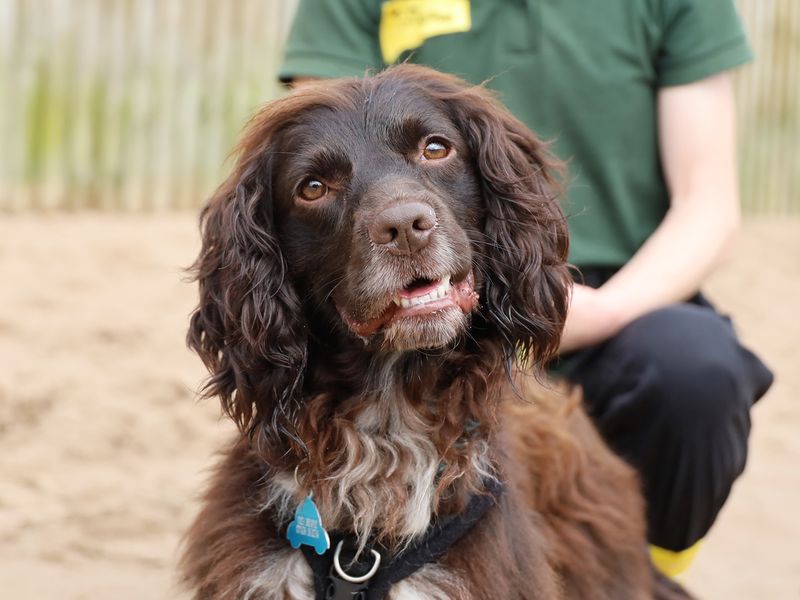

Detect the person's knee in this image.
[612,304,754,487]
[617,304,754,423]
[620,304,753,498]
[586,303,766,550]
[658,346,751,429]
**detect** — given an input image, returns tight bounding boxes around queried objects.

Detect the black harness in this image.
[299,478,504,600]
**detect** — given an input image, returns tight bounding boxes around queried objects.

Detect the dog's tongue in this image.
[341,273,478,338]
[396,278,441,299]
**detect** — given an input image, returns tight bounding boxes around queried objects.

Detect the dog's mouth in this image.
[339,272,478,338]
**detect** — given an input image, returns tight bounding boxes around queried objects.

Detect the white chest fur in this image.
[249,368,485,600]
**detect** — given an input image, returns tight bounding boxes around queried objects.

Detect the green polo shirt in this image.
[279,0,751,268]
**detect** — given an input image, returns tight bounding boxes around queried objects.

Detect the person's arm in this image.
[559,72,741,353]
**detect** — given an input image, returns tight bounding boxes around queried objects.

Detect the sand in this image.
[0,214,798,599]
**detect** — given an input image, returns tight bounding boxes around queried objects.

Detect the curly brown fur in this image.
[180,65,691,599]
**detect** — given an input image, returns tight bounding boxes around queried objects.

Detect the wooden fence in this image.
[1,0,798,212]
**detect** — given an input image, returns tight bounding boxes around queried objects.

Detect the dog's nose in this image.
[368,202,436,255]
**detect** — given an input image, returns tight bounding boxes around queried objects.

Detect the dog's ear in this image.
[187,110,307,444]
[447,82,572,366]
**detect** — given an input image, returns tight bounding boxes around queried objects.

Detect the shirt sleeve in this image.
[278,0,383,84]
[657,0,753,87]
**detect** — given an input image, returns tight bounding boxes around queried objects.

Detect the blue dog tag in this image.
[286,495,331,555]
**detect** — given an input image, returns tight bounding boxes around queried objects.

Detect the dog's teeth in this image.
[396,278,455,310]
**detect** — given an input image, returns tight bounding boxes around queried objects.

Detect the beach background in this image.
[1,1,799,598]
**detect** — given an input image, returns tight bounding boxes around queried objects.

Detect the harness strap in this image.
[300,478,504,600]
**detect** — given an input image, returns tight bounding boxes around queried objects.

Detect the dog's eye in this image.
[422,139,450,160]
[298,178,328,201]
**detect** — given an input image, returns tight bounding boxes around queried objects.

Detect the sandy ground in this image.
[0,214,798,599]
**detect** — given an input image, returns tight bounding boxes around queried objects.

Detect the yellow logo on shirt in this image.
[380,0,471,64]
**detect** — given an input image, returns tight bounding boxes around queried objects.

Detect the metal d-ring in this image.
[332,540,381,583]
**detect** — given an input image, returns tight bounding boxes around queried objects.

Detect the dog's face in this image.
[188,65,571,436]
[272,85,484,350]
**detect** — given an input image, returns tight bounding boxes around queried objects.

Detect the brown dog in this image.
[180,65,691,599]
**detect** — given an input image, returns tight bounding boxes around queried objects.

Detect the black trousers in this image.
[556,268,774,552]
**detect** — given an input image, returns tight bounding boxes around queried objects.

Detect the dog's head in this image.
[189,65,570,440]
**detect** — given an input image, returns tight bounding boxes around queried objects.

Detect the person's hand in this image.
[559,283,625,354]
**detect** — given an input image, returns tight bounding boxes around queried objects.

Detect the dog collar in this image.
[297,477,504,600]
